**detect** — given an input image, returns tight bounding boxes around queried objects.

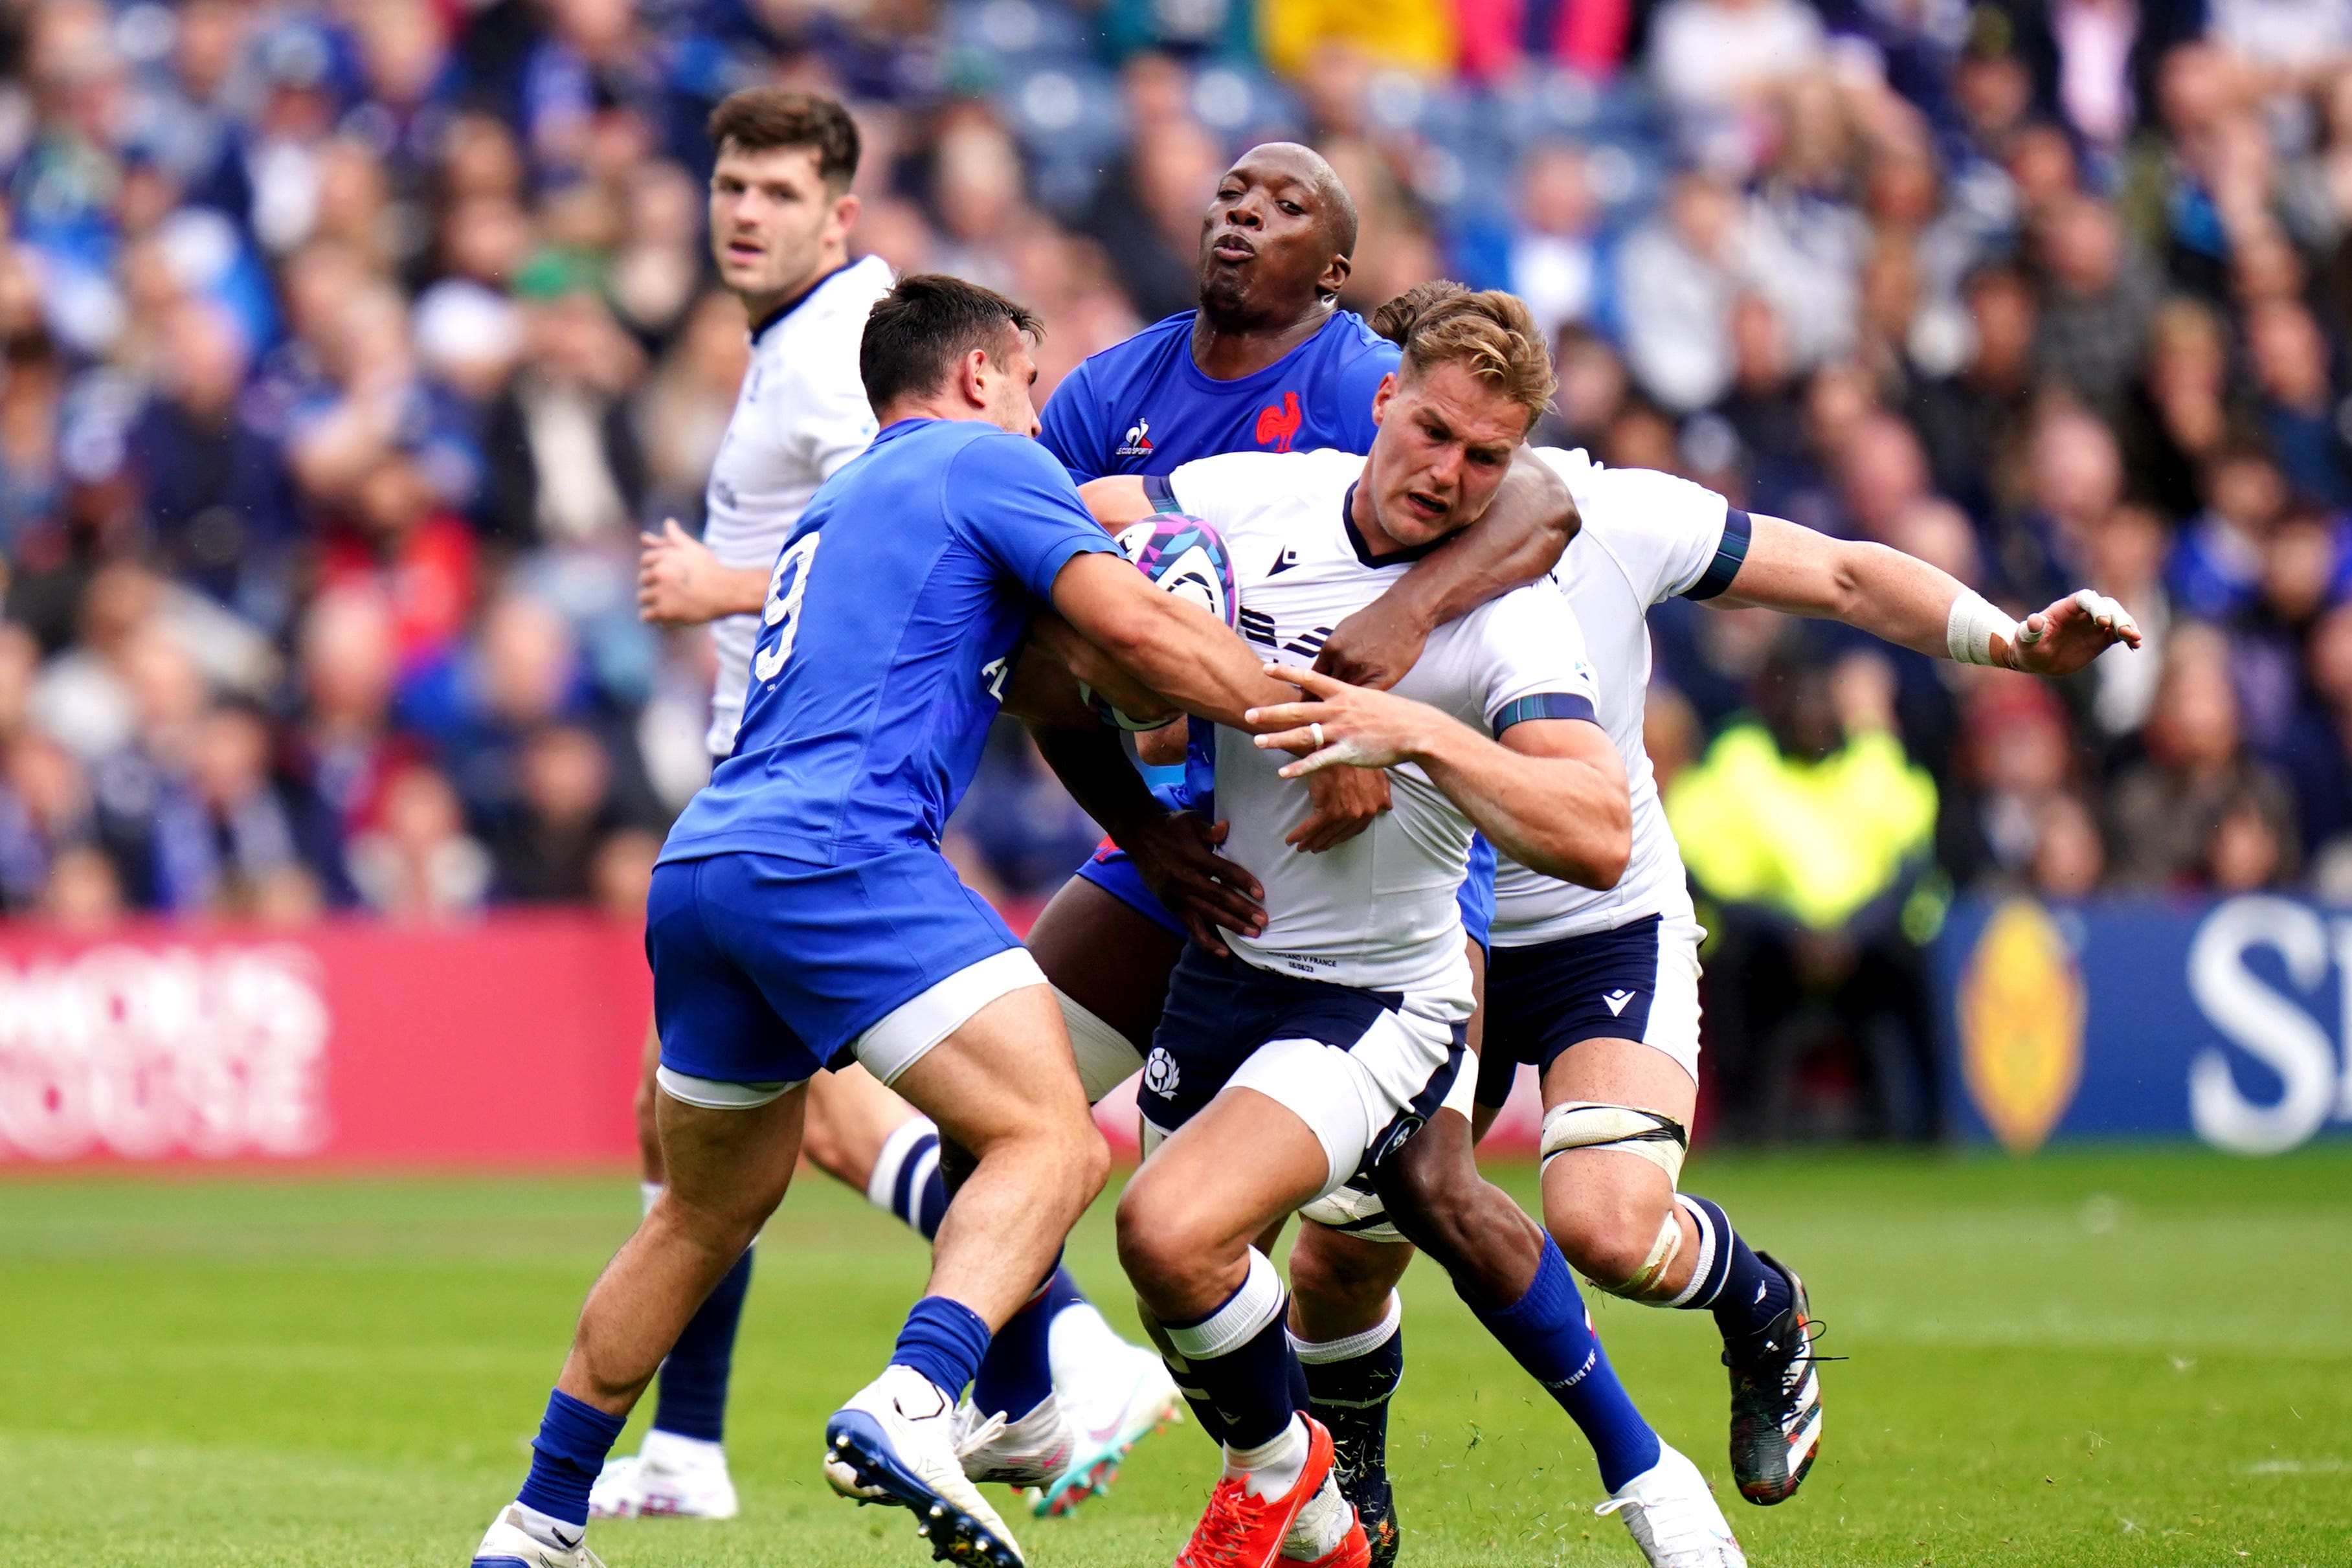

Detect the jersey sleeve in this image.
[1160,451,1295,533]
[1328,337,1401,453]
[1036,361,1106,482]
[1465,579,1602,734]
[787,359,882,482]
[947,432,1121,600]
[1543,452,1745,605]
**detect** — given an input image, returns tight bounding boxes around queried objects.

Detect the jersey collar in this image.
[1178,309,1347,392]
[1343,481,1447,568]
[748,260,856,346]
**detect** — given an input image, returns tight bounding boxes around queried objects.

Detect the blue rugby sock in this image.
[893,1295,992,1397]
[972,1264,1068,1420]
[1472,1238,1661,1492]
[516,1388,628,1528]
[868,1118,949,1240]
[1676,1194,1792,1341]
[1164,1251,1297,1451]
[650,1245,752,1442]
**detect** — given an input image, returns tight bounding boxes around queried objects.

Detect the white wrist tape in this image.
[1946,590,2019,667]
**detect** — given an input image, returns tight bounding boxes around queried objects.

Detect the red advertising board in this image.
[0,913,1547,1168]
[0,915,650,1167]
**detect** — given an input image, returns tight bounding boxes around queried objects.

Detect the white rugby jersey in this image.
[1487,447,1745,946]
[1163,449,1603,1010]
[702,254,893,754]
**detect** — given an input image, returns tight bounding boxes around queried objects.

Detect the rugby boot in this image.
[1595,1443,1745,1568]
[1722,1253,1822,1505]
[1281,1470,1371,1567]
[1175,1416,1339,1568]
[588,1431,739,1519]
[825,1364,1025,1566]
[954,1393,1082,1506]
[1029,1338,1185,1516]
[469,1505,609,1568]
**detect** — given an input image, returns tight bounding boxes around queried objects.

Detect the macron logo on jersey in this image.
[1255,392,1303,452]
[1118,417,1154,457]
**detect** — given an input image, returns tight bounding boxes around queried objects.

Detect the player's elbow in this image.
[1574,820,1633,891]
[1523,803,1630,890]
[1830,541,1892,620]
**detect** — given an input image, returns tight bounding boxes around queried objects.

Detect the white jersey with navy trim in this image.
[702,254,894,754]
[1488,447,1748,947]
[1165,449,1603,1009]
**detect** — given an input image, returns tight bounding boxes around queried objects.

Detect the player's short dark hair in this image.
[860,274,1044,414]
[707,89,860,192]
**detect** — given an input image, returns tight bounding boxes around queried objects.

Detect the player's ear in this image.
[1317,248,1350,302]
[958,347,993,409]
[1370,372,1396,425]
[828,190,861,247]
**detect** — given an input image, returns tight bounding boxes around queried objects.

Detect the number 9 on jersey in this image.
[754,532,822,683]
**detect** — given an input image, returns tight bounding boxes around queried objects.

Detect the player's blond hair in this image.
[1372,281,1556,432]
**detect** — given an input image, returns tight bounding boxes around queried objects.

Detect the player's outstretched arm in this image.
[1249,665,1631,890]
[637,520,771,627]
[1048,552,1294,728]
[1310,450,1578,690]
[1716,514,2142,675]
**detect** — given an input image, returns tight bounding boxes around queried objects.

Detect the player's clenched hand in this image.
[638,519,761,627]
[1128,812,1266,956]
[1248,663,1442,780]
[1313,594,1428,692]
[2004,588,2142,677]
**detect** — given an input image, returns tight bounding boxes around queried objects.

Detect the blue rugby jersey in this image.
[1042,308,1403,816]
[1038,309,1398,484]
[659,418,1119,865]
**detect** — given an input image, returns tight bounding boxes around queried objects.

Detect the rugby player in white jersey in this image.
[1268,283,2140,1566]
[1073,290,1749,1568]
[604,86,1169,1522]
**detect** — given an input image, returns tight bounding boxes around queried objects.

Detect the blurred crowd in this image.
[0,0,2348,1099]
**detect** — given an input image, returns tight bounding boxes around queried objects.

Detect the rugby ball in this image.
[1084,513,1240,730]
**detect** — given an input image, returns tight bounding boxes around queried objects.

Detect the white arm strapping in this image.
[1945,589,2019,667]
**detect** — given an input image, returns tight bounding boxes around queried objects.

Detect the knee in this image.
[1548,1183,1673,1290]
[651,1181,771,1260]
[1288,1226,1401,1323]
[1069,1122,1112,1207]
[1376,1134,1486,1264]
[1115,1176,1222,1309]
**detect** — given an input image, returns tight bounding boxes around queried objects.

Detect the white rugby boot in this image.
[469,1504,609,1568]
[958,1393,1079,1492]
[1595,1442,1747,1568]
[824,1363,1025,1566]
[1031,1316,1185,1516]
[588,1429,740,1519]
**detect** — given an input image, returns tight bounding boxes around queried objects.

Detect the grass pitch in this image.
[0,1145,2344,1568]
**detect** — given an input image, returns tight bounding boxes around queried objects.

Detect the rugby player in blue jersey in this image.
[468,275,1308,1568]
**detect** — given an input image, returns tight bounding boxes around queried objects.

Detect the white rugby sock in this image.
[1281,1471,1356,1560]
[865,1116,944,1237]
[1225,1413,1308,1501]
